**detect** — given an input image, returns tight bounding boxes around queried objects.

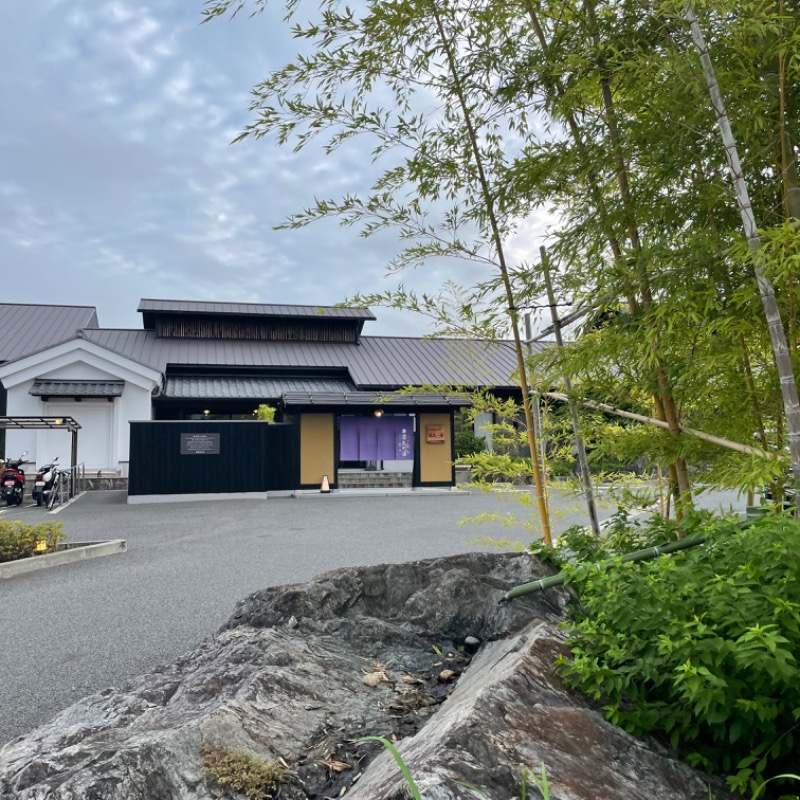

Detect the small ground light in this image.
[374,409,384,417]
[203,409,210,416]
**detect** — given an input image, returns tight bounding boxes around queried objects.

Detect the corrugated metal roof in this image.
[29,380,124,397]
[282,391,471,407]
[81,330,532,390]
[137,299,376,320]
[164,375,356,399]
[0,304,98,363]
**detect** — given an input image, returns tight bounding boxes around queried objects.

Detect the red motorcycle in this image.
[2,451,29,506]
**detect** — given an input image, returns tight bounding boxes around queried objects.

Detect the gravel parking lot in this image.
[0,486,744,746]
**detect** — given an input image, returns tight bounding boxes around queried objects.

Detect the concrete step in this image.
[337,472,413,489]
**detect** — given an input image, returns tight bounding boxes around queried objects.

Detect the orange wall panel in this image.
[419,413,453,484]
[300,413,334,486]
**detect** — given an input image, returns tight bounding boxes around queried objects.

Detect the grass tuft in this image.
[201,743,285,800]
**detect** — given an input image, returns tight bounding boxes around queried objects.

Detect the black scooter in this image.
[1,452,29,506]
[32,457,59,507]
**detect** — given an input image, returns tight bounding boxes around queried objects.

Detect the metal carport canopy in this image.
[0,417,80,468]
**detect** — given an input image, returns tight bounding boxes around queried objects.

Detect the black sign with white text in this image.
[180,433,220,455]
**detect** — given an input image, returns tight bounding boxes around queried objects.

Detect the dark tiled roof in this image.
[29,380,124,397]
[80,329,531,390]
[0,304,98,363]
[163,375,356,400]
[137,298,376,321]
[282,391,471,407]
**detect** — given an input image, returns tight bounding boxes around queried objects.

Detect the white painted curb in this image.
[0,540,127,579]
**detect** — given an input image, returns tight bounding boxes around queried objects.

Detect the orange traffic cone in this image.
[320,474,331,493]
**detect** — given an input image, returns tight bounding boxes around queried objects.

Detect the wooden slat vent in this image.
[154,316,358,343]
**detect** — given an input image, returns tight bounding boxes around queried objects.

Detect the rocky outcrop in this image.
[0,552,732,799]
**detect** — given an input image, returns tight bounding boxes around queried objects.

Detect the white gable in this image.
[1,337,159,471]
[38,361,119,382]
[0,338,161,391]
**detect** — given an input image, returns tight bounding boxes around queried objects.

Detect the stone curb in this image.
[291,488,471,498]
[0,540,127,580]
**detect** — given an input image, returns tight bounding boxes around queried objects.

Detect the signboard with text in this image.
[426,424,445,444]
[180,433,220,455]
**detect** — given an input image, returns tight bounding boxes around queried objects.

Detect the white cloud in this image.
[0,0,467,336]
[93,4,167,76]
[66,9,89,28]
[163,62,196,105]
[504,208,557,268]
[101,1,136,24]
[94,246,151,276]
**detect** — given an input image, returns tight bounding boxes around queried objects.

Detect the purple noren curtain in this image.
[339,417,414,461]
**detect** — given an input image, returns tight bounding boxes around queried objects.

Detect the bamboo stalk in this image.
[541,248,601,536]
[544,392,775,459]
[686,5,800,510]
[429,2,552,543]
[504,535,710,599]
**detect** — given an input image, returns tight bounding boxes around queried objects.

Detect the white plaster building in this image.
[0,336,160,474]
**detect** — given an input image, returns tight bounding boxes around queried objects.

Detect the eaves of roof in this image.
[30,380,125,397]
[163,375,356,400]
[282,391,471,407]
[137,298,376,320]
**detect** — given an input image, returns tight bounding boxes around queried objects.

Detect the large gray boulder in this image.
[0,552,732,799]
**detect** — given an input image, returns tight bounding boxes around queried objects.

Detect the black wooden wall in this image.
[128,421,299,496]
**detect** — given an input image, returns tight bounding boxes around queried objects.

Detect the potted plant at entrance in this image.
[256,404,277,423]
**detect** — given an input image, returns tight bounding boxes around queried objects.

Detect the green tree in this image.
[205,0,800,516]
[684,2,800,506]
[205,0,556,540]
[512,0,800,504]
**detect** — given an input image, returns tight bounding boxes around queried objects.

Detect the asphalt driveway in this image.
[0,486,745,746]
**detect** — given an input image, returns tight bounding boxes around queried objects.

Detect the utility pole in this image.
[540,246,602,536]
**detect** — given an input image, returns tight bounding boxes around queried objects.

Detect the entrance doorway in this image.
[338,415,414,489]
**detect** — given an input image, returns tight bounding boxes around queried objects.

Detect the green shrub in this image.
[459,452,530,483]
[201,744,285,800]
[255,404,276,423]
[454,429,485,458]
[547,457,574,478]
[530,509,682,567]
[555,513,800,794]
[0,520,65,563]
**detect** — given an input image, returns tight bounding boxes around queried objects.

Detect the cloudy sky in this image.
[1,0,550,336]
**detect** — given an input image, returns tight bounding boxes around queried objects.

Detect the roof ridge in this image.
[0,302,97,310]
[361,334,515,343]
[84,327,143,333]
[138,298,370,311]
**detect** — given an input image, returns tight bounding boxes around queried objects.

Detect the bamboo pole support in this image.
[540,248,601,536]
[544,392,775,460]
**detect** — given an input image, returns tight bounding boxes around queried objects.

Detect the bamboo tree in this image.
[540,246,601,536]
[204,0,800,509]
[515,0,795,499]
[204,0,555,539]
[582,0,693,515]
[427,2,551,543]
[518,0,698,515]
[685,4,800,505]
